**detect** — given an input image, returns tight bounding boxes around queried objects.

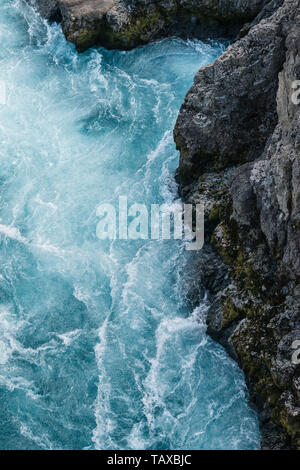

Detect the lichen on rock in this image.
[175,0,300,449]
[32,0,271,51]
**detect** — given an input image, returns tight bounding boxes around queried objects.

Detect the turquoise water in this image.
[0,0,261,450]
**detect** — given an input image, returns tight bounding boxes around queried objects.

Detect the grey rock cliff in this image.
[175,0,300,449]
[174,0,288,184]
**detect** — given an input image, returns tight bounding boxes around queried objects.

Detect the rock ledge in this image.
[33,0,269,50]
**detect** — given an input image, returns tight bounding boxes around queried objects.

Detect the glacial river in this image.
[0,0,261,449]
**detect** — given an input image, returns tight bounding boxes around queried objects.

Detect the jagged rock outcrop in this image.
[174,0,287,185]
[32,0,270,51]
[174,0,300,449]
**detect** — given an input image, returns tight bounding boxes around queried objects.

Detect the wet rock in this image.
[32,0,61,22]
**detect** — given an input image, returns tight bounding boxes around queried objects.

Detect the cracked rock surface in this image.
[175,0,300,449]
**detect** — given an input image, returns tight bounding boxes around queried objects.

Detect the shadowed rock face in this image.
[175,0,300,449]
[33,0,270,50]
[33,0,61,22]
[174,0,286,185]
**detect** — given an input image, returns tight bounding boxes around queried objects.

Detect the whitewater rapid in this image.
[0,0,261,449]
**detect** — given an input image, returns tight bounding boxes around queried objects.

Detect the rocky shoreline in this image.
[32,0,273,50]
[32,0,300,449]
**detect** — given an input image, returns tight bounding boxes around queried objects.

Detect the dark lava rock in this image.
[175,0,300,449]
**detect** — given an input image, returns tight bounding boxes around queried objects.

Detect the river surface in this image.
[0,0,261,450]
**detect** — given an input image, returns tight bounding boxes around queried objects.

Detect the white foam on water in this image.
[57,329,82,347]
[0,0,261,450]
[0,223,27,244]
